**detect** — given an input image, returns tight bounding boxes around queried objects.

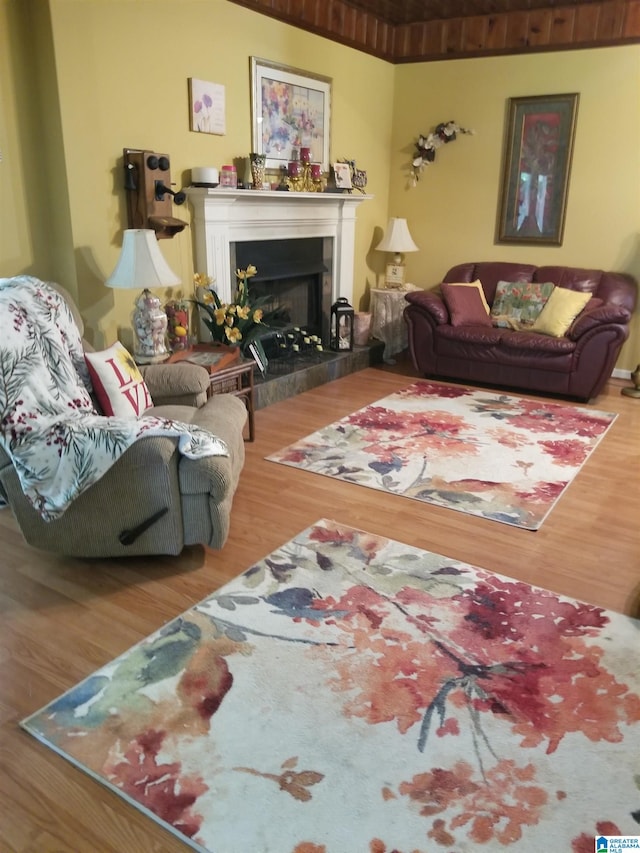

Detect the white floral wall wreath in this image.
[411,121,474,186]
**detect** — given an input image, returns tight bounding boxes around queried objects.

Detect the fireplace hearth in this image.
[253,341,383,409]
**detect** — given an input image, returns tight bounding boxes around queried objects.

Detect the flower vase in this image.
[250,153,266,190]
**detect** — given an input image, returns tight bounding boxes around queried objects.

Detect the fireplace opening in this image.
[232,237,333,343]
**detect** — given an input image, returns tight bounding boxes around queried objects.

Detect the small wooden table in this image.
[168,345,255,441]
[206,360,255,442]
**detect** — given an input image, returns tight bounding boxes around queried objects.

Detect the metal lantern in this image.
[330,297,355,351]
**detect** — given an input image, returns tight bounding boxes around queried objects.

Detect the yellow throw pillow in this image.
[444,280,490,315]
[531,287,592,337]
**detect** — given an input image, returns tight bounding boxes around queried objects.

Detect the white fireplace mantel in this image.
[186,187,371,304]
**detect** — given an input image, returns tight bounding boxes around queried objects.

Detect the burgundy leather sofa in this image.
[404,262,638,401]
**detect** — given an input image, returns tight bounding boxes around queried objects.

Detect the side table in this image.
[207,360,255,442]
[370,287,411,363]
[168,345,255,441]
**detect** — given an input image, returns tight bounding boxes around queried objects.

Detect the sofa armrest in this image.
[404,289,449,325]
[568,304,632,340]
[140,362,209,407]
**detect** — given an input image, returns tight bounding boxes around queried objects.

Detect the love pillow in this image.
[85,342,153,417]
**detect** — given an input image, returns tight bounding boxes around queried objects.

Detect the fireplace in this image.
[186,187,369,346]
[232,236,332,341]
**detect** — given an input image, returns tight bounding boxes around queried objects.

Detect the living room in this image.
[1,1,639,851]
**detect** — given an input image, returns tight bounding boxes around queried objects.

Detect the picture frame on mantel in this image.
[497,93,579,246]
[250,57,331,172]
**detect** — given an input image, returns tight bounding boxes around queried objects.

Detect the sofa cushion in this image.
[440,283,492,327]
[490,280,555,329]
[442,279,490,314]
[531,287,592,337]
[85,341,153,417]
[499,329,576,354]
[437,324,504,346]
[444,262,537,304]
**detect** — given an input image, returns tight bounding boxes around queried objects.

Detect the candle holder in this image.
[286,161,325,193]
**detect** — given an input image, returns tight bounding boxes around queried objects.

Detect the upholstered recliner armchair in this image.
[0,277,246,557]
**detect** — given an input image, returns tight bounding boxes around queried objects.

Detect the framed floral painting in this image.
[250,57,331,171]
[497,93,579,245]
[188,78,226,135]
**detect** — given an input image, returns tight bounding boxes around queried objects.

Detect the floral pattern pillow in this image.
[490,281,555,329]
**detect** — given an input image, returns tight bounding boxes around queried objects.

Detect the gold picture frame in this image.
[250,57,331,171]
[497,93,579,245]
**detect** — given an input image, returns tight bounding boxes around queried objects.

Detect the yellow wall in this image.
[390,47,640,368]
[1,0,638,368]
[44,0,393,347]
[0,0,60,278]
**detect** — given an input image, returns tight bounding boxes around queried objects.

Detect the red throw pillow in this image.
[441,283,493,327]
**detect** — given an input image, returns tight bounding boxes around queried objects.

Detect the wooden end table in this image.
[168,345,255,441]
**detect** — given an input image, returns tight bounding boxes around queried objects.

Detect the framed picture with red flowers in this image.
[497,93,579,245]
[250,57,331,172]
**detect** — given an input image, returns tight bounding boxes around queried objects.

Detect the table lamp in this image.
[105,228,180,363]
[375,218,419,289]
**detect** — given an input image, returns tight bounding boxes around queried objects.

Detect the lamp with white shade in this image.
[375,218,419,289]
[105,228,181,363]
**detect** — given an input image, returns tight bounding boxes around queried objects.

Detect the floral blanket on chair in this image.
[0,276,228,521]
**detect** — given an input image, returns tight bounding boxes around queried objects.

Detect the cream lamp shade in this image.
[105,229,181,363]
[105,228,181,289]
[375,218,419,288]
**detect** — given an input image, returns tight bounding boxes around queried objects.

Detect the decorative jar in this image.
[220,165,237,188]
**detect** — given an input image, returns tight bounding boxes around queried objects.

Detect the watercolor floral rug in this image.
[21,520,640,852]
[267,382,617,530]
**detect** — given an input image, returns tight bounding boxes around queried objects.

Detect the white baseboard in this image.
[612,368,632,380]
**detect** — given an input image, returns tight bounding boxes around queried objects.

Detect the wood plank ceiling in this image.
[227,0,640,61]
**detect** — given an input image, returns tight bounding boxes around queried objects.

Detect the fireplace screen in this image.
[232,237,332,342]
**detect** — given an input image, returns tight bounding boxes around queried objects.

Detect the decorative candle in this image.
[288,161,300,177]
[300,147,311,164]
[310,164,322,179]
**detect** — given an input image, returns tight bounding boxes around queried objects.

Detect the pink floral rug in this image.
[21,520,640,852]
[267,382,617,530]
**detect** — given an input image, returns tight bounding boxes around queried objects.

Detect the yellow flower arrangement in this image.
[193,265,268,350]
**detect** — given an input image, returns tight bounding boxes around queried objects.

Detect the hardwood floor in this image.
[1,361,639,852]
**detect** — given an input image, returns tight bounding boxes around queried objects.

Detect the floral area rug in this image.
[21,520,640,852]
[267,382,617,530]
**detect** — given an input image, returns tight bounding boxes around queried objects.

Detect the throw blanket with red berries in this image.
[0,277,227,520]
